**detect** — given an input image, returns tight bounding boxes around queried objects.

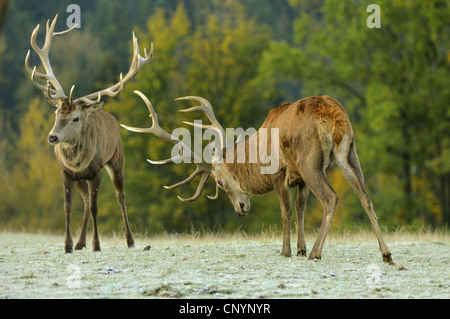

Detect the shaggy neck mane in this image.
[57,116,98,171]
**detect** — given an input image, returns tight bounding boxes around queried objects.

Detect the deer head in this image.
[211,148,253,215]
[121,92,252,216]
[25,14,153,145]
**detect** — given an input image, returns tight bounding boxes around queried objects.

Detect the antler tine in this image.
[176,171,211,202]
[73,73,124,106]
[68,85,75,104]
[121,91,213,201]
[176,96,223,129]
[121,91,168,136]
[207,184,220,200]
[73,32,153,106]
[121,91,198,163]
[176,96,226,150]
[27,64,48,91]
[164,165,206,189]
[25,14,77,101]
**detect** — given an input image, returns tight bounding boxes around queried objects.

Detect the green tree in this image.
[1,98,71,230]
[107,3,280,234]
[263,0,450,227]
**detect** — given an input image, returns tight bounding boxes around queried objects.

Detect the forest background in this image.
[0,0,448,236]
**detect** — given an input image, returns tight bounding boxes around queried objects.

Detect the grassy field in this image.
[0,231,448,299]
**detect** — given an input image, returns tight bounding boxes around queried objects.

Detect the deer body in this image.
[218,96,351,256]
[221,96,348,203]
[26,15,152,252]
[52,110,121,179]
[51,107,132,252]
[124,92,393,263]
[221,95,391,261]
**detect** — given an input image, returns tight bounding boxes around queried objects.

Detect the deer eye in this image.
[73,117,80,123]
[217,180,223,188]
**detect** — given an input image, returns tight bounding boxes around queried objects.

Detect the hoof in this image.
[297,249,307,257]
[75,243,85,250]
[383,253,394,264]
[308,253,321,261]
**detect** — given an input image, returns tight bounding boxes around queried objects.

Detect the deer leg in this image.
[74,180,89,250]
[62,171,74,253]
[88,173,101,252]
[302,168,339,260]
[105,164,135,248]
[336,140,393,263]
[274,176,292,257]
[296,182,310,257]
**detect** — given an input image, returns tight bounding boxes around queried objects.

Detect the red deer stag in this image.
[25,15,153,252]
[122,91,393,263]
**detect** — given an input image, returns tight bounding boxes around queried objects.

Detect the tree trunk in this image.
[440,174,450,226]
[0,0,9,38]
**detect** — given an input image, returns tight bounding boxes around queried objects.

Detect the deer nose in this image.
[239,202,249,216]
[48,135,58,144]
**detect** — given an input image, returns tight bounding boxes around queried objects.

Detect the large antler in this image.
[25,14,153,107]
[25,14,77,101]
[121,91,215,202]
[72,32,153,106]
[176,96,226,151]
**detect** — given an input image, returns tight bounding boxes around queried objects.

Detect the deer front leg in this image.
[62,171,74,253]
[88,173,101,252]
[274,177,292,257]
[75,180,89,250]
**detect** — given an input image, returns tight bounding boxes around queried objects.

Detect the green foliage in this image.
[102,2,276,234]
[273,0,450,227]
[0,0,448,235]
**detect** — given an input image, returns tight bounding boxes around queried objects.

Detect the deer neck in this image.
[222,131,275,195]
[55,117,97,173]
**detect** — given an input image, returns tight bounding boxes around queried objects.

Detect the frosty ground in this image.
[0,231,448,299]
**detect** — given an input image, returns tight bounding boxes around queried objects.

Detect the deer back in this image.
[260,95,352,170]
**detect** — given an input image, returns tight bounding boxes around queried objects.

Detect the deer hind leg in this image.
[105,164,135,248]
[295,182,310,257]
[88,173,101,252]
[74,180,90,250]
[335,138,393,264]
[296,140,339,260]
[302,169,339,260]
[62,171,74,253]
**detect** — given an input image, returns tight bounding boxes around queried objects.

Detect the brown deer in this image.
[122,92,393,264]
[25,15,153,252]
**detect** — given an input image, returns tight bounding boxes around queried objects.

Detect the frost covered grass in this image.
[0,231,448,299]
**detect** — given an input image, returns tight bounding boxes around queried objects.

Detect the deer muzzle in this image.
[236,202,250,216]
[48,135,59,145]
